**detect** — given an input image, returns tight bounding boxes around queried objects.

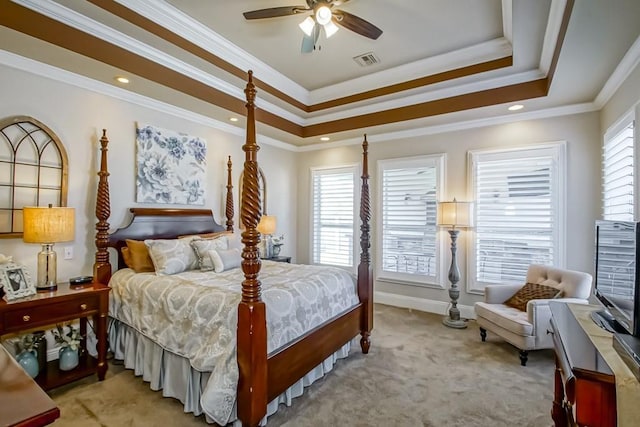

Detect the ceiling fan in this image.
[243,0,383,53]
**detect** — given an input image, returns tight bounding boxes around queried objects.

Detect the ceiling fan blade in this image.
[333,9,383,40]
[243,6,309,20]
[301,25,321,53]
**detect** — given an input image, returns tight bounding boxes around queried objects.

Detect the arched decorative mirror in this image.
[0,116,68,238]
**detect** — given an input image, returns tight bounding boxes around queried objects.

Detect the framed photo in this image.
[0,263,36,301]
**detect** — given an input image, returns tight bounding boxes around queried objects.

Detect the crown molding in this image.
[594,34,640,108]
[0,49,296,152]
[297,102,598,152]
[502,0,513,43]
[0,49,602,154]
[539,0,567,75]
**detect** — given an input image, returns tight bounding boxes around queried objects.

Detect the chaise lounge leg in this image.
[519,350,529,366]
[479,327,487,342]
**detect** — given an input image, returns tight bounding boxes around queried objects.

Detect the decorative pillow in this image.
[190,236,229,271]
[207,248,242,273]
[122,239,155,273]
[144,238,199,275]
[504,282,562,311]
[226,233,243,252]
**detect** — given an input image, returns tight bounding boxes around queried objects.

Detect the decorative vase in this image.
[58,346,79,371]
[17,350,39,378]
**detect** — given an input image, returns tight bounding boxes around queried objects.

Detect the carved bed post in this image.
[358,134,373,354]
[94,129,112,285]
[226,155,234,231]
[236,71,268,427]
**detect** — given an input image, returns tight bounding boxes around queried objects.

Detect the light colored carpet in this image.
[49,304,554,426]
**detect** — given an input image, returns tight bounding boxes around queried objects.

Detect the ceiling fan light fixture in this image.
[323,20,339,38]
[299,16,315,36]
[315,5,332,25]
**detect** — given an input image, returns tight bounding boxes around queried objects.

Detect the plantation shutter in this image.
[381,167,437,276]
[311,166,356,267]
[378,155,443,284]
[470,144,565,290]
[603,121,635,221]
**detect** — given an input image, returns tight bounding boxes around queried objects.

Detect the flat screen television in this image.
[594,220,640,337]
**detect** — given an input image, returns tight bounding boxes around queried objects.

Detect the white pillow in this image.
[190,236,228,271]
[145,237,199,275]
[207,248,242,273]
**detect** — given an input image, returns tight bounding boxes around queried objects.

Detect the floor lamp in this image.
[437,199,473,329]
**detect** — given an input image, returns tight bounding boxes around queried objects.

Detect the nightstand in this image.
[264,256,291,263]
[0,282,110,390]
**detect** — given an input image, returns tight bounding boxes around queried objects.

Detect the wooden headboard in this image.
[106,208,227,270]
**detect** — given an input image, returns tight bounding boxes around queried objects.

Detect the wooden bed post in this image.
[226,155,234,231]
[94,129,112,285]
[236,71,268,427]
[358,134,373,354]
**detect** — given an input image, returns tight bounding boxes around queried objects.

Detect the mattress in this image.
[108,260,359,424]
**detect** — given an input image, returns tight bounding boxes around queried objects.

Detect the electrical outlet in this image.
[63,246,73,260]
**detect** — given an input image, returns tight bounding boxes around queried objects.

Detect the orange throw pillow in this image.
[122,239,155,273]
[504,282,562,311]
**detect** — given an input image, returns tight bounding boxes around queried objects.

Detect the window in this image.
[311,165,357,268]
[378,155,445,285]
[468,143,566,292]
[603,116,635,220]
[0,116,68,238]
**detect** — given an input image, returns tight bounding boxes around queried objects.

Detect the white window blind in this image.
[311,166,357,267]
[469,144,565,291]
[378,155,444,285]
[603,120,635,221]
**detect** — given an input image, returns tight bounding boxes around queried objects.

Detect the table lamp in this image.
[23,205,75,291]
[437,198,473,329]
[257,215,277,258]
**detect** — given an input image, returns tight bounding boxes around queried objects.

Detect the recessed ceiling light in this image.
[229,117,239,122]
[115,76,129,84]
[320,137,330,141]
[508,104,524,111]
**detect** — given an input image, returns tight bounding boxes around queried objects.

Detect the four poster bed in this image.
[92,71,373,426]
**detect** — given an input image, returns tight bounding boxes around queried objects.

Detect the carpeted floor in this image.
[49,304,555,426]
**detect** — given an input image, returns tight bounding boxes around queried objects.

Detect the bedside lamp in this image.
[437,198,473,329]
[257,215,277,258]
[23,205,75,291]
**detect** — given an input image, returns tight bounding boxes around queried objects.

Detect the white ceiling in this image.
[1,0,639,148]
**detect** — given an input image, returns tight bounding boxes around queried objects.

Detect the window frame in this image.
[309,163,359,270]
[376,154,447,288]
[467,142,566,293]
[602,111,635,221]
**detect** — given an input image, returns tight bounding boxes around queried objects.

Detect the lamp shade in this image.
[437,200,473,228]
[257,215,277,235]
[23,206,75,243]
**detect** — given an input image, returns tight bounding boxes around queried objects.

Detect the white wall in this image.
[296,112,602,311]
[0,64,297,282]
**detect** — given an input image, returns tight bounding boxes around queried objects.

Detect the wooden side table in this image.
[0,282,110,390]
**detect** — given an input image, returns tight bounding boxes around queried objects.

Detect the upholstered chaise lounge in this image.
[474,264,593,366]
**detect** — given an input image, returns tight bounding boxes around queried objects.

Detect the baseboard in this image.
[374,291,476,320]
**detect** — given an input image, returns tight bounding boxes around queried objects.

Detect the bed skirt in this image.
[108,318,353,425]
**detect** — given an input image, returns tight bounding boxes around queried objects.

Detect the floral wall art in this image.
[136,123,207,205]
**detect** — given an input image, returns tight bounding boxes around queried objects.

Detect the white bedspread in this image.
[108,260,359,425]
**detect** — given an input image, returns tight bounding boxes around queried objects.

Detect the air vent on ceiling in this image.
[353,52,380,67]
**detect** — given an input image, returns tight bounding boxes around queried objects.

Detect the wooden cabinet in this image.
[550,302,617,427]
[0,282,110,391]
